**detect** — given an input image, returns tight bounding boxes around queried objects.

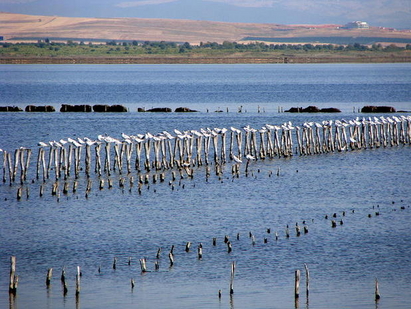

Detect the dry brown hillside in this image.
[1,12,411,44]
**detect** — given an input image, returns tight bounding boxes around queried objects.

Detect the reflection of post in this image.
[9,292,16,309]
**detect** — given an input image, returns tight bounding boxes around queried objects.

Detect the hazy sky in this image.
[1,0,410,28]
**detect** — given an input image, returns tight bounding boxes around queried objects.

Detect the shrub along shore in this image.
[1,54,410,64]
[1,40,411,64]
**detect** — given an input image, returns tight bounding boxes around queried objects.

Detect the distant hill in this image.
[1,12,411,45]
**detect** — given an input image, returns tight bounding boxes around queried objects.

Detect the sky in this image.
[0,0,410,29]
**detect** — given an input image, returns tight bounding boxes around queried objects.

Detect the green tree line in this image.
[1,39,410,56]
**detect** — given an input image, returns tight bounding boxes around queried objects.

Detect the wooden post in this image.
[229,261,235,294]
[113,257,117,270]
[9,256,18,294]
[131,278,135,289]
[185,242,191,252]
[156,247,161,259]
[304,264,310,297]
[139,258,147,273]
[75,266,81,296]
[197,243,203,259]
[46,268,53,287]
[61,267,68,295]
[375,278,381,301]
[168,252,174,267]
[73,180,78,193]
[16,187,23,200]
[226,241,232,253]
[295,269,300,299]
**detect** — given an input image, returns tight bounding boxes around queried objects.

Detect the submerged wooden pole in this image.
[9,256,18,295]
[375,278,381,301]
[197,243,203,259]
[46,268,53,287]
[295,269,300,299]
[75,266,81,295]
[61,267,68,295]
[229,261,235,295]
[169,252,174,267]
[139,258,147,273]
[304,264,310,297]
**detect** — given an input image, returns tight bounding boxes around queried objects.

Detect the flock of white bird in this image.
[1,115,410,194]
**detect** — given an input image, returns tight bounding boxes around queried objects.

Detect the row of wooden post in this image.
[8,255,382,304]
[2,116,410,188]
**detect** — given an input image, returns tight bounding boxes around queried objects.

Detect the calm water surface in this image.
[0,64,410,309]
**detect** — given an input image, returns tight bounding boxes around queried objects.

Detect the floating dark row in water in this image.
[0,106,23,112]
[0,104,130,112]
[285,106,341,113]
[361,105,396,113]
[138,107,198,113]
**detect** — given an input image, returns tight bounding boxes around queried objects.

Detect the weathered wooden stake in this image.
[61,267,66,283]
[61,267,68,295]
[16,187,22,200]
[168,252,174,267]
[46,268,53,287]
[139,258,147,273]
[9,256,18,294]
[197,243,203,259]
[113,257,117,270]
[185,241,191,252]
[227,241,232,253]
[375,278,381,301]
[304,264,310,297]
[295,269,300,299]
[75,266,81,296]
[229,261,235,294]
[131,278,135,289]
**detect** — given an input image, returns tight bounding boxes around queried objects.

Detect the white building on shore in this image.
[344,21,370,29]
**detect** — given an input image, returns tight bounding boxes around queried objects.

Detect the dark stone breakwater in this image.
[1,104,402,114]
[285,106,342,113]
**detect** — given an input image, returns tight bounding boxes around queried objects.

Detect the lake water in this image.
[0,63,411,309]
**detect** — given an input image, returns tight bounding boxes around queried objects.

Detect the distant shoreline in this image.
[1,55,411,64]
